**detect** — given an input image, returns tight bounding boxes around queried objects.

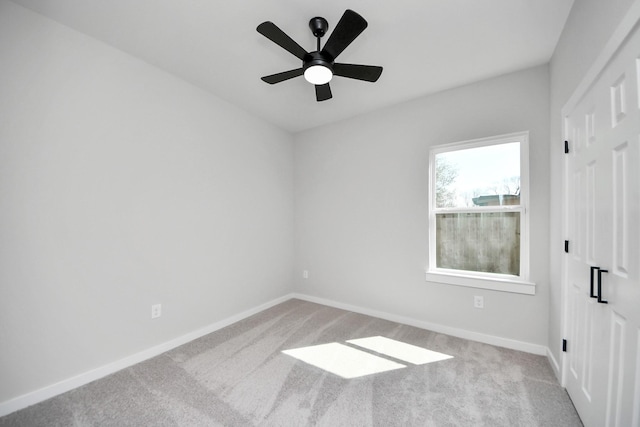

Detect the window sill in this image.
[425,270,536,295]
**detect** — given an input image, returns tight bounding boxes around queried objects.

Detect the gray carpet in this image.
[0,299,582,426]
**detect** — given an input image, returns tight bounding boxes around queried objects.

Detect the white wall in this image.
[294,65,550,348]
[547,0,636,372]
[0,1,294,403]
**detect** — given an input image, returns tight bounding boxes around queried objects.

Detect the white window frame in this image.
[425,131,535,295]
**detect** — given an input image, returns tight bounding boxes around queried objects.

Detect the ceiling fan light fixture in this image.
[257,10,382,101]
[304,65,333,85]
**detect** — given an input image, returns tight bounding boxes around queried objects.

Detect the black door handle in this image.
[590,266,599,298]
[597,269,609,304]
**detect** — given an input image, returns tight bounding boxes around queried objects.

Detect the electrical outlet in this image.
[474,296,484,309]
[151,304,162,319]
[303,270,309,279]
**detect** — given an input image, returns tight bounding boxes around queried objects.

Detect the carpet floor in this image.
[0,299,582,426]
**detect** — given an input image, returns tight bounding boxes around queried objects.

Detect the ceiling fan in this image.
[257,9,383,102]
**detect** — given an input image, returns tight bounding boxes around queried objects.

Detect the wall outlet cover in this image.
[151,304,162,319]
[474,296,484,309]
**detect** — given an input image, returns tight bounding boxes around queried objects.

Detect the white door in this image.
[563,11,640,427]
[565,76,612,427]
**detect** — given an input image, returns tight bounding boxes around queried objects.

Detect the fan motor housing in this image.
[303,51,334,73]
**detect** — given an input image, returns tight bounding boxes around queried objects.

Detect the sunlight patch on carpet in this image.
[347,336,454,365]
[282,342,405,379]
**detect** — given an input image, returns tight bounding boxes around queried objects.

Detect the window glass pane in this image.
[435,142,520,208]
[436,212,520,275]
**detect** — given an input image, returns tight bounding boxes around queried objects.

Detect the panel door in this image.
[565,83,611,427]
[564,15,640,427]
[597,22,640,427]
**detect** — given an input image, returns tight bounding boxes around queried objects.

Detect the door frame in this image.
[560,0,640,388]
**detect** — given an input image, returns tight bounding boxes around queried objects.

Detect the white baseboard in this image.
[0,294,292,418]
[291,293,548,356]
[546,347,561,382]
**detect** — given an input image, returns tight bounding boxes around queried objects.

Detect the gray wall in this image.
[0,1,294,402]
[294,65,550,347]
[547,0,637,372]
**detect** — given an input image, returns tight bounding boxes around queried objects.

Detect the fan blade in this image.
[321,10,368,60]
[257,22,308,60]
[315,83,332,101]
[333,63,383,82]
[261,68,304,84]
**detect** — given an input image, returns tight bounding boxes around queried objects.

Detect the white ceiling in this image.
[10,0,574,133]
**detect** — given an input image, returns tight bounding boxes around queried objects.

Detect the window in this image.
[426,132,534,295]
